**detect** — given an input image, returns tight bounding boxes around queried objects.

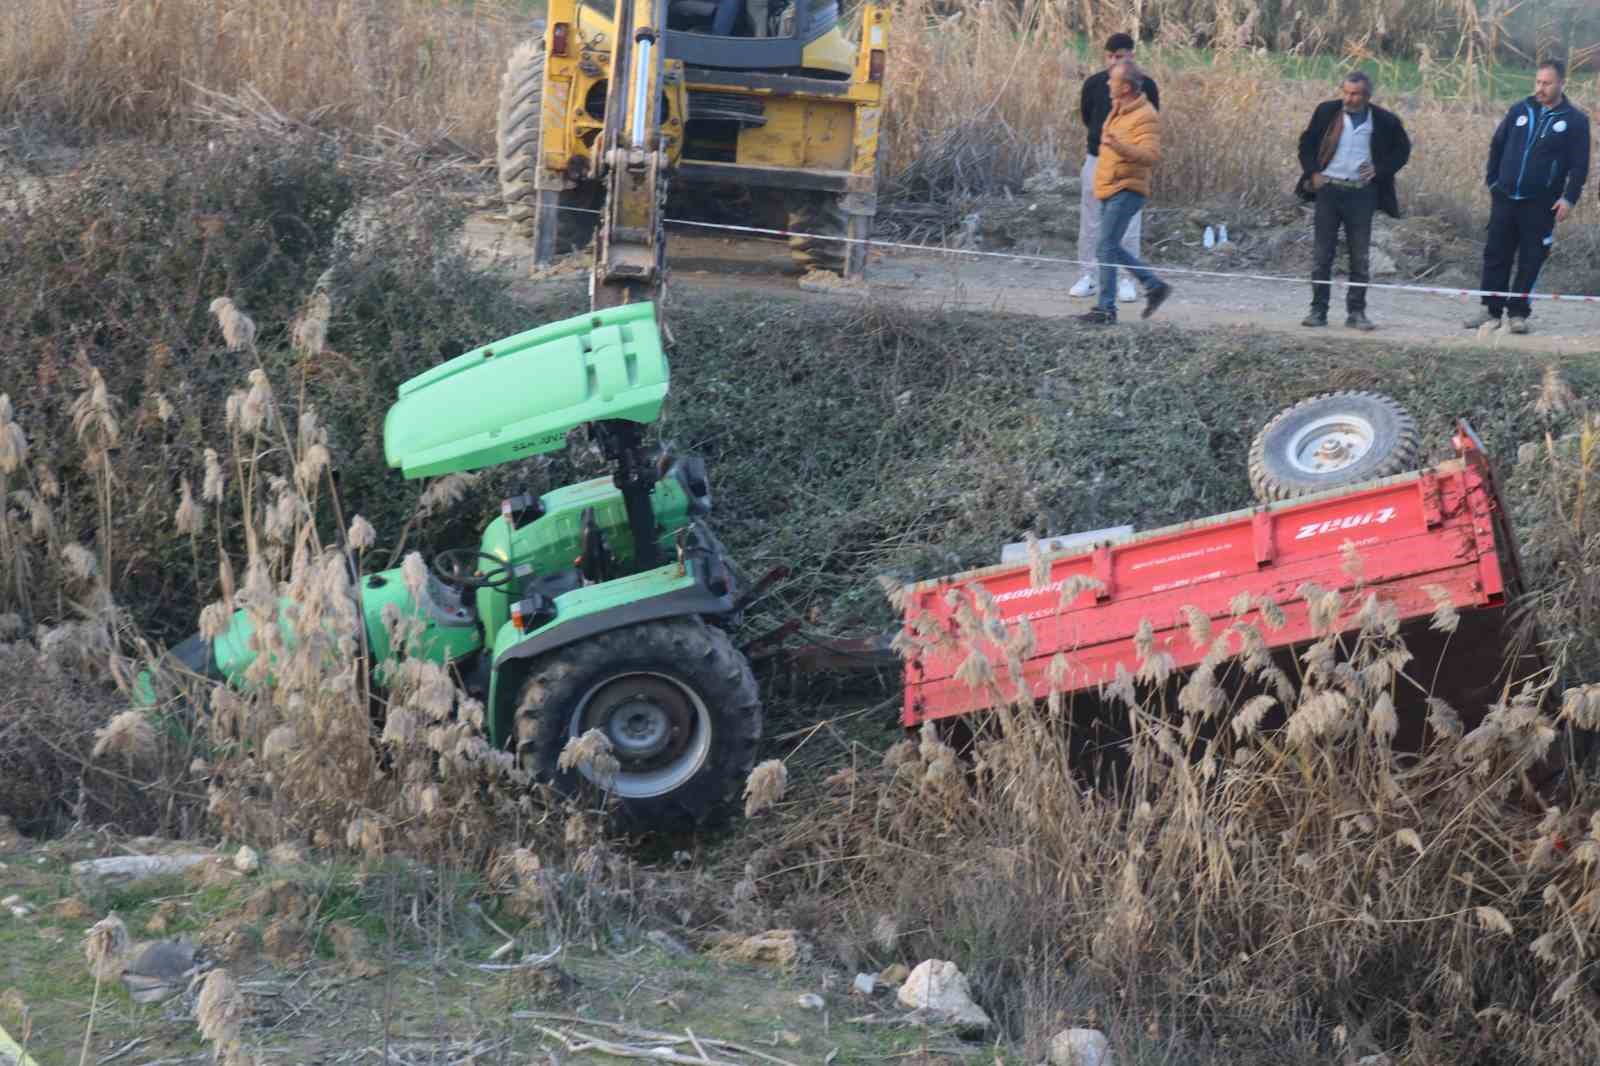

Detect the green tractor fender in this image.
[484,528,739,750]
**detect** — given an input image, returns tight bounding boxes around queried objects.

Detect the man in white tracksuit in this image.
[1073,32,1161,303]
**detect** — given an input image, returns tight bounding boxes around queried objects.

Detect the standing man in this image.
[1294,71,1411,331]
[1075,59,1172,325]
[1073,32,1160,304]
[1466,59,1591,334]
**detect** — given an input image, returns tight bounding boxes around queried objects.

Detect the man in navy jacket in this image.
[1466,60,1591,333]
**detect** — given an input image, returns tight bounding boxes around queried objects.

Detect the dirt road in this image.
[463,212,1599,355]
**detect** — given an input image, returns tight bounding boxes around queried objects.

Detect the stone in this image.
[120,938,198,1005]
[645,929,692,957]
[1021,169,1081,198]
[267,842,306,866]
[852,972,878,996]
[708,929,807,968]
[796,992,825,1011]
[261,917,309,964]
[877,962,910,986]
[70,853,211,892]
[50,897,94,921]
[896,960,991,1032]
[241,880,311,923]
[183,855,240,888]
[1048,1027,1112,1066]
[144,901,181,935]
[233,846,261,875]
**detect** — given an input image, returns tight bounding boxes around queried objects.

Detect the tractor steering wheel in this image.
[431,549,514,592]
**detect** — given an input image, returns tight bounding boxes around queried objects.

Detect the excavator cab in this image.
[662,0,852,73]
[497,0,888,299]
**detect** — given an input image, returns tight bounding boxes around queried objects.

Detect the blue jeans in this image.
[1096,190,1163,314]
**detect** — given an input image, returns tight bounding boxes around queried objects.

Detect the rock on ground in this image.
[120,938,198,1005]
[707,929,807,968]
[1048,1027,1112,1066]
[71,853,212,892]
[896,959,991,1032]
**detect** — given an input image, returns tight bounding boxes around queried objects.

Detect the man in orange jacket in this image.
[1077,59,1172,325]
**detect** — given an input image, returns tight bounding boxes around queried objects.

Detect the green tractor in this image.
[140,302,760,830]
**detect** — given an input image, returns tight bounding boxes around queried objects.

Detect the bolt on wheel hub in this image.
[1287,415,1377,476]
[605,698,673,760]
[572,671,713,799]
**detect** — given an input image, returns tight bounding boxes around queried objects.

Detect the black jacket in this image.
[1081,69,1160,157]
[1486,95,1591,204]
[1295,101,1412,218]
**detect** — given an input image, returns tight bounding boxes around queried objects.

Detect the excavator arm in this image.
[590,0,671,312]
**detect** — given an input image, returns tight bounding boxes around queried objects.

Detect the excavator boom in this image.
[591,0,670,312]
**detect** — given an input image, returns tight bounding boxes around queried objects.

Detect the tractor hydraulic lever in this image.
[592,419,661,569]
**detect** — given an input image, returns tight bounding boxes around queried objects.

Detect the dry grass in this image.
[0,0,527,146]
[753,548,1600,1062]
[4,1,1595,267]
[881,0,1599,256]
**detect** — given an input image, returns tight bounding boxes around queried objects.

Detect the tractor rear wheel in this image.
[786,192,865,277]
[1248,391,1421,502]
[497,38,599,260]
[514,618,761,831]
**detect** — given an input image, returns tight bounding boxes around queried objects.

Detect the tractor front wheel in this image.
[514,618,761,831]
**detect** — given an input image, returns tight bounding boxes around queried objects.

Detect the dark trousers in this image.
[1480,193,1555,319]
[1310,183,1376,313]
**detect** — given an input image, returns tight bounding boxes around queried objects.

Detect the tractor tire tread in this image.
[496,38,598,249]
[513,618,760,832]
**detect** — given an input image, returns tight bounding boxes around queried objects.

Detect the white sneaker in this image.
[1117,277,1138,303]
[1069,275,1097,298]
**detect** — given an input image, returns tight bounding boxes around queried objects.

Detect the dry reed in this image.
[753,522,1600,1062]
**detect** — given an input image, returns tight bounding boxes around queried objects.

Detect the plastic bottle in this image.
[1218,224,1229,245]
[1203,225,1216,249]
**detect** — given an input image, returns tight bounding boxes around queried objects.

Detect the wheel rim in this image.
[1283,414,1377,476]
[569,672,711,799]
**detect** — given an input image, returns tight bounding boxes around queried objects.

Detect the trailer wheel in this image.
[514,618,761,831]
[1249,391,1421,502]
[497,38,599,259]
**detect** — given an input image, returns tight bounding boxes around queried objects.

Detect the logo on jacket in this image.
[1554,120,1569,133]
[1516,114,1529,127]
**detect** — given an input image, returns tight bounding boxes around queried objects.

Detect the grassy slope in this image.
[0,839,1005,1064]
[512,289,1600,641]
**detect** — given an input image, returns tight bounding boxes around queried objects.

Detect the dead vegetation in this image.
[3,2,1595,267]
[748,531,1600,1063]
[3,113,1600,1062]
[0,0,523,146]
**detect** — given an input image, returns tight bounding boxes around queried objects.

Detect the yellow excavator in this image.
[496,0,890,310]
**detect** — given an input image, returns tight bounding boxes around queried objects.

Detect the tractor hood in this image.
[384,303,669,479]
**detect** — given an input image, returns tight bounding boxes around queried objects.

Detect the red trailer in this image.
[900,410,1541,740]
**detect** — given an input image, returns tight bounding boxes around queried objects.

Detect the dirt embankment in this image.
[462,181,1600,356]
